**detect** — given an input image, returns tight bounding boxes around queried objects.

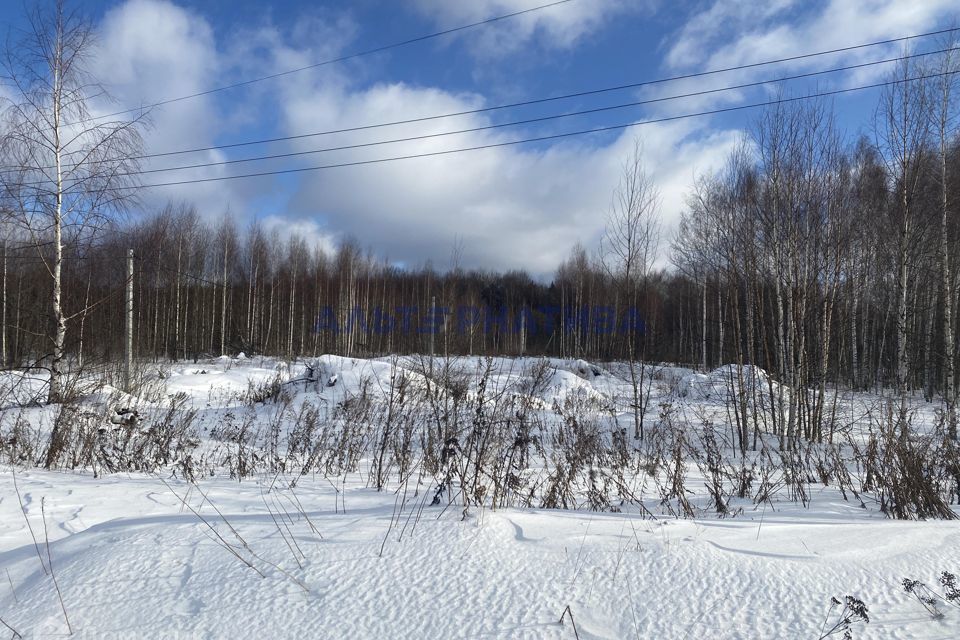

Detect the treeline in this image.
[673,53,960,440]
[0,213,666,367]
[1,73,959,393]
[1,0,960,427]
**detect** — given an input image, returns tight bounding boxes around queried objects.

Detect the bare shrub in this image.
[856,407,957,520]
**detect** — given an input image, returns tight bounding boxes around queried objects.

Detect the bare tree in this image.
[930,36,960,438]
[602,138,661,440]
[0,0,144,413]
[875,53,933,438]
[674,171,725,373]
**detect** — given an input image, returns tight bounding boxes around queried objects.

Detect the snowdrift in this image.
[676,364,783,404]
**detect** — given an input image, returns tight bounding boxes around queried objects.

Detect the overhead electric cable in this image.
[99,70,956,190]
[90,26,960,160]
[63,46,956,180]
[75,0,579,123]
[6,25,956,174]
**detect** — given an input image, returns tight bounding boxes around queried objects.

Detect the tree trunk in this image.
[48,61,65,406]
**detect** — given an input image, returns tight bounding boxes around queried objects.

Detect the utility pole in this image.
[1,240,6,367]
[125,248,133,392]
[221,240,228,357]
[520,304,526,355]
[430,295,436,377]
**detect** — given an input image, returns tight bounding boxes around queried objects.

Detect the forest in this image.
[5,3,960,638]
[3,50,959,418]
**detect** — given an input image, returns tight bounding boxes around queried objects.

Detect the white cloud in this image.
[277,78,739,276]
[261,215,338,256]
[641,0,960,124]
[665,0,800,70]
[69,0,743,276]
[91,0,246,218]
[666,0,959,78]
[410,0,645,58]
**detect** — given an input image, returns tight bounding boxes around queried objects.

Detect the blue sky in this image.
[2,0,958,274]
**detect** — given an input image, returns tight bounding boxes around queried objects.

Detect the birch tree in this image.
[875,54,932,438]
[602,139,661,440]
[930,39,959,438]
[0,0,144,410]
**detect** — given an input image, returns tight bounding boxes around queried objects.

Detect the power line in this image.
[1,252,124,265]
[6,25,956,174]
[61,46,957,181]
[122,69,956,190]
[1,239,55,251]
[77,0,578,124]
[81,25,960,161]
[153,263,223,288]
[123,250,227,288]
[4,249,225,285]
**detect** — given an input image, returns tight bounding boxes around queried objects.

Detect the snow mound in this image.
[303,355,434,401]
[677,364,779,401]
[0,370,49,407]
[570,358,607,380]
[538,368,607,404]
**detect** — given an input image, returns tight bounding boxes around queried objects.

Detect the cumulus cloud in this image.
[261,215,339,256]
[665,0,958,84]
[70,0,742,276]
[277,78,738,275]
[90,0,251,217]
[410,0,646,58]
[629,0,960,134]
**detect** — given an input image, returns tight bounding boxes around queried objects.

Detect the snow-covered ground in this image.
[1,355,959,639]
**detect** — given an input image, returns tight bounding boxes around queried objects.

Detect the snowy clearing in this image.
[0,355,958,639]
